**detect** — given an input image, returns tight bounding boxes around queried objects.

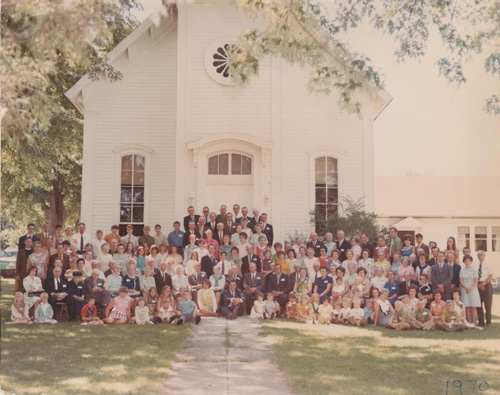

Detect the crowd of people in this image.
[10,204,494,331]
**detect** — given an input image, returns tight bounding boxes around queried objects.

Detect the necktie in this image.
[478,262,483,280]
[80,234,84,250]
[222,261,225,274]
[231,291,235,298]
[219,232,223,241]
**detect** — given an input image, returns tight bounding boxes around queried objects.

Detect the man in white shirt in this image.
[476,251,493,326]
[216,251,232,276]
[92,230,105,256]
[121,224,139,248]
[73,222,92,255]
[292,236,305,257]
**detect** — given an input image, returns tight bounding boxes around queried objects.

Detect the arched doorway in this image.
[187,134,272,214]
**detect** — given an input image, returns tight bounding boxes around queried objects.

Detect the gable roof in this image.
[65,4,178,115]
[65,1,391,119]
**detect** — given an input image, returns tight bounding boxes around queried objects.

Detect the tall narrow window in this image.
[457,226,470,251]
[492,226,500,252]
[475,226,487,251]
[315,156,338,232]
[120,155,145,235]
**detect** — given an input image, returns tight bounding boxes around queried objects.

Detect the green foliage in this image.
[1,0,141,247]
[311,196,389,243]
[231,0,500,115]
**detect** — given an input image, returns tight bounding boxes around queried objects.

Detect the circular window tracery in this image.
[204,40,239,86]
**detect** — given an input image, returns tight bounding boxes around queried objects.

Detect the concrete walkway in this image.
[163,317,292,395]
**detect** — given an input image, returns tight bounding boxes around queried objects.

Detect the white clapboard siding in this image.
[82,28,178,235]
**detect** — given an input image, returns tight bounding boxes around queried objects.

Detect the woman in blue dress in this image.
[459,254,481,325]
[401,234,414,259]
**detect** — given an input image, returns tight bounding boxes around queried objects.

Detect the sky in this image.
[133,0,500,178]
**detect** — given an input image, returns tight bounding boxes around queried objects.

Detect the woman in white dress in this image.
[250,292,266,319]
[97,242,114,273]
[185,251,199,277]
[26,241,47,281]
[23,266,44,311]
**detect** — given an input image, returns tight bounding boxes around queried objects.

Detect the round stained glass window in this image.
[204,40,239,86]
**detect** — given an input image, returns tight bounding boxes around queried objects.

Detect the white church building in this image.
[66,1,391,241]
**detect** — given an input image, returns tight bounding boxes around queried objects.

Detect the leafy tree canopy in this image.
[1,0,141,247]
[230,0,500,115]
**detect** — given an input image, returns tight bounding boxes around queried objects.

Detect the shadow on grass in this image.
[1,278,191,395]
[262,320,500,395]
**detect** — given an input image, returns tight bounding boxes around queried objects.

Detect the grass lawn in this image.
[0,278,191,395]
[263,295,500,395]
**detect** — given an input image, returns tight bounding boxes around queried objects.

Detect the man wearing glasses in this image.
[18,223,40,251]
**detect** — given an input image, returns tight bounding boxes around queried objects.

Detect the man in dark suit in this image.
[196,217,207,238]
[36,223,51,250]
[397,273,419,296]
[360,232,374,258]
[243,262,264,314]
[241,245,262,276]
[260,213,274,247]
[306,232,325,257]
[182,221,201,247]
[414,233,430,258]
[428,246,439,266]
[431,251,453,301]
[216,205,228,224]
[201,206,210,224]
[449,252,461,290]
[188,262,207,301]
[267,264,290,313]
[249,208,260,233]
[238,207,251,225]
[201,245,217,277]
[221,280,245,319]
[335,230,351,262]
[224,213,237,235]
[205,212,218,234]
[18,223,39,251]
[49,243,70,272]
[213,223,229,246]
[183,206,200,232]
[225,265,243,291]
[15,238,34,293]
[46,266,68,313]
[154,261,173,292]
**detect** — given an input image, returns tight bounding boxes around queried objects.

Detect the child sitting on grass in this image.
[132,297,153,325]
[264,293,278,320]
[332,299,342,324]
[81,295,104,325]
[8,292,32,325]
[338,298,351,324]
[156,299,180,325]
[347,298,365,326]
[285,293,297,319]
[318,297,334,325]
[34,293,57,324]
[437,300,466,332]
[250,292,265,319]
[179,291,200,325]
[296,295,313,323]
[310,293,321,324]
[410,299,434,330]
[363,299,375,325]
[388,301,411,331]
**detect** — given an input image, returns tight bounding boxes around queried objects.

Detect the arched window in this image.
[315,156,338,232]
[208,153,252,175]
[120,155,145,235]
